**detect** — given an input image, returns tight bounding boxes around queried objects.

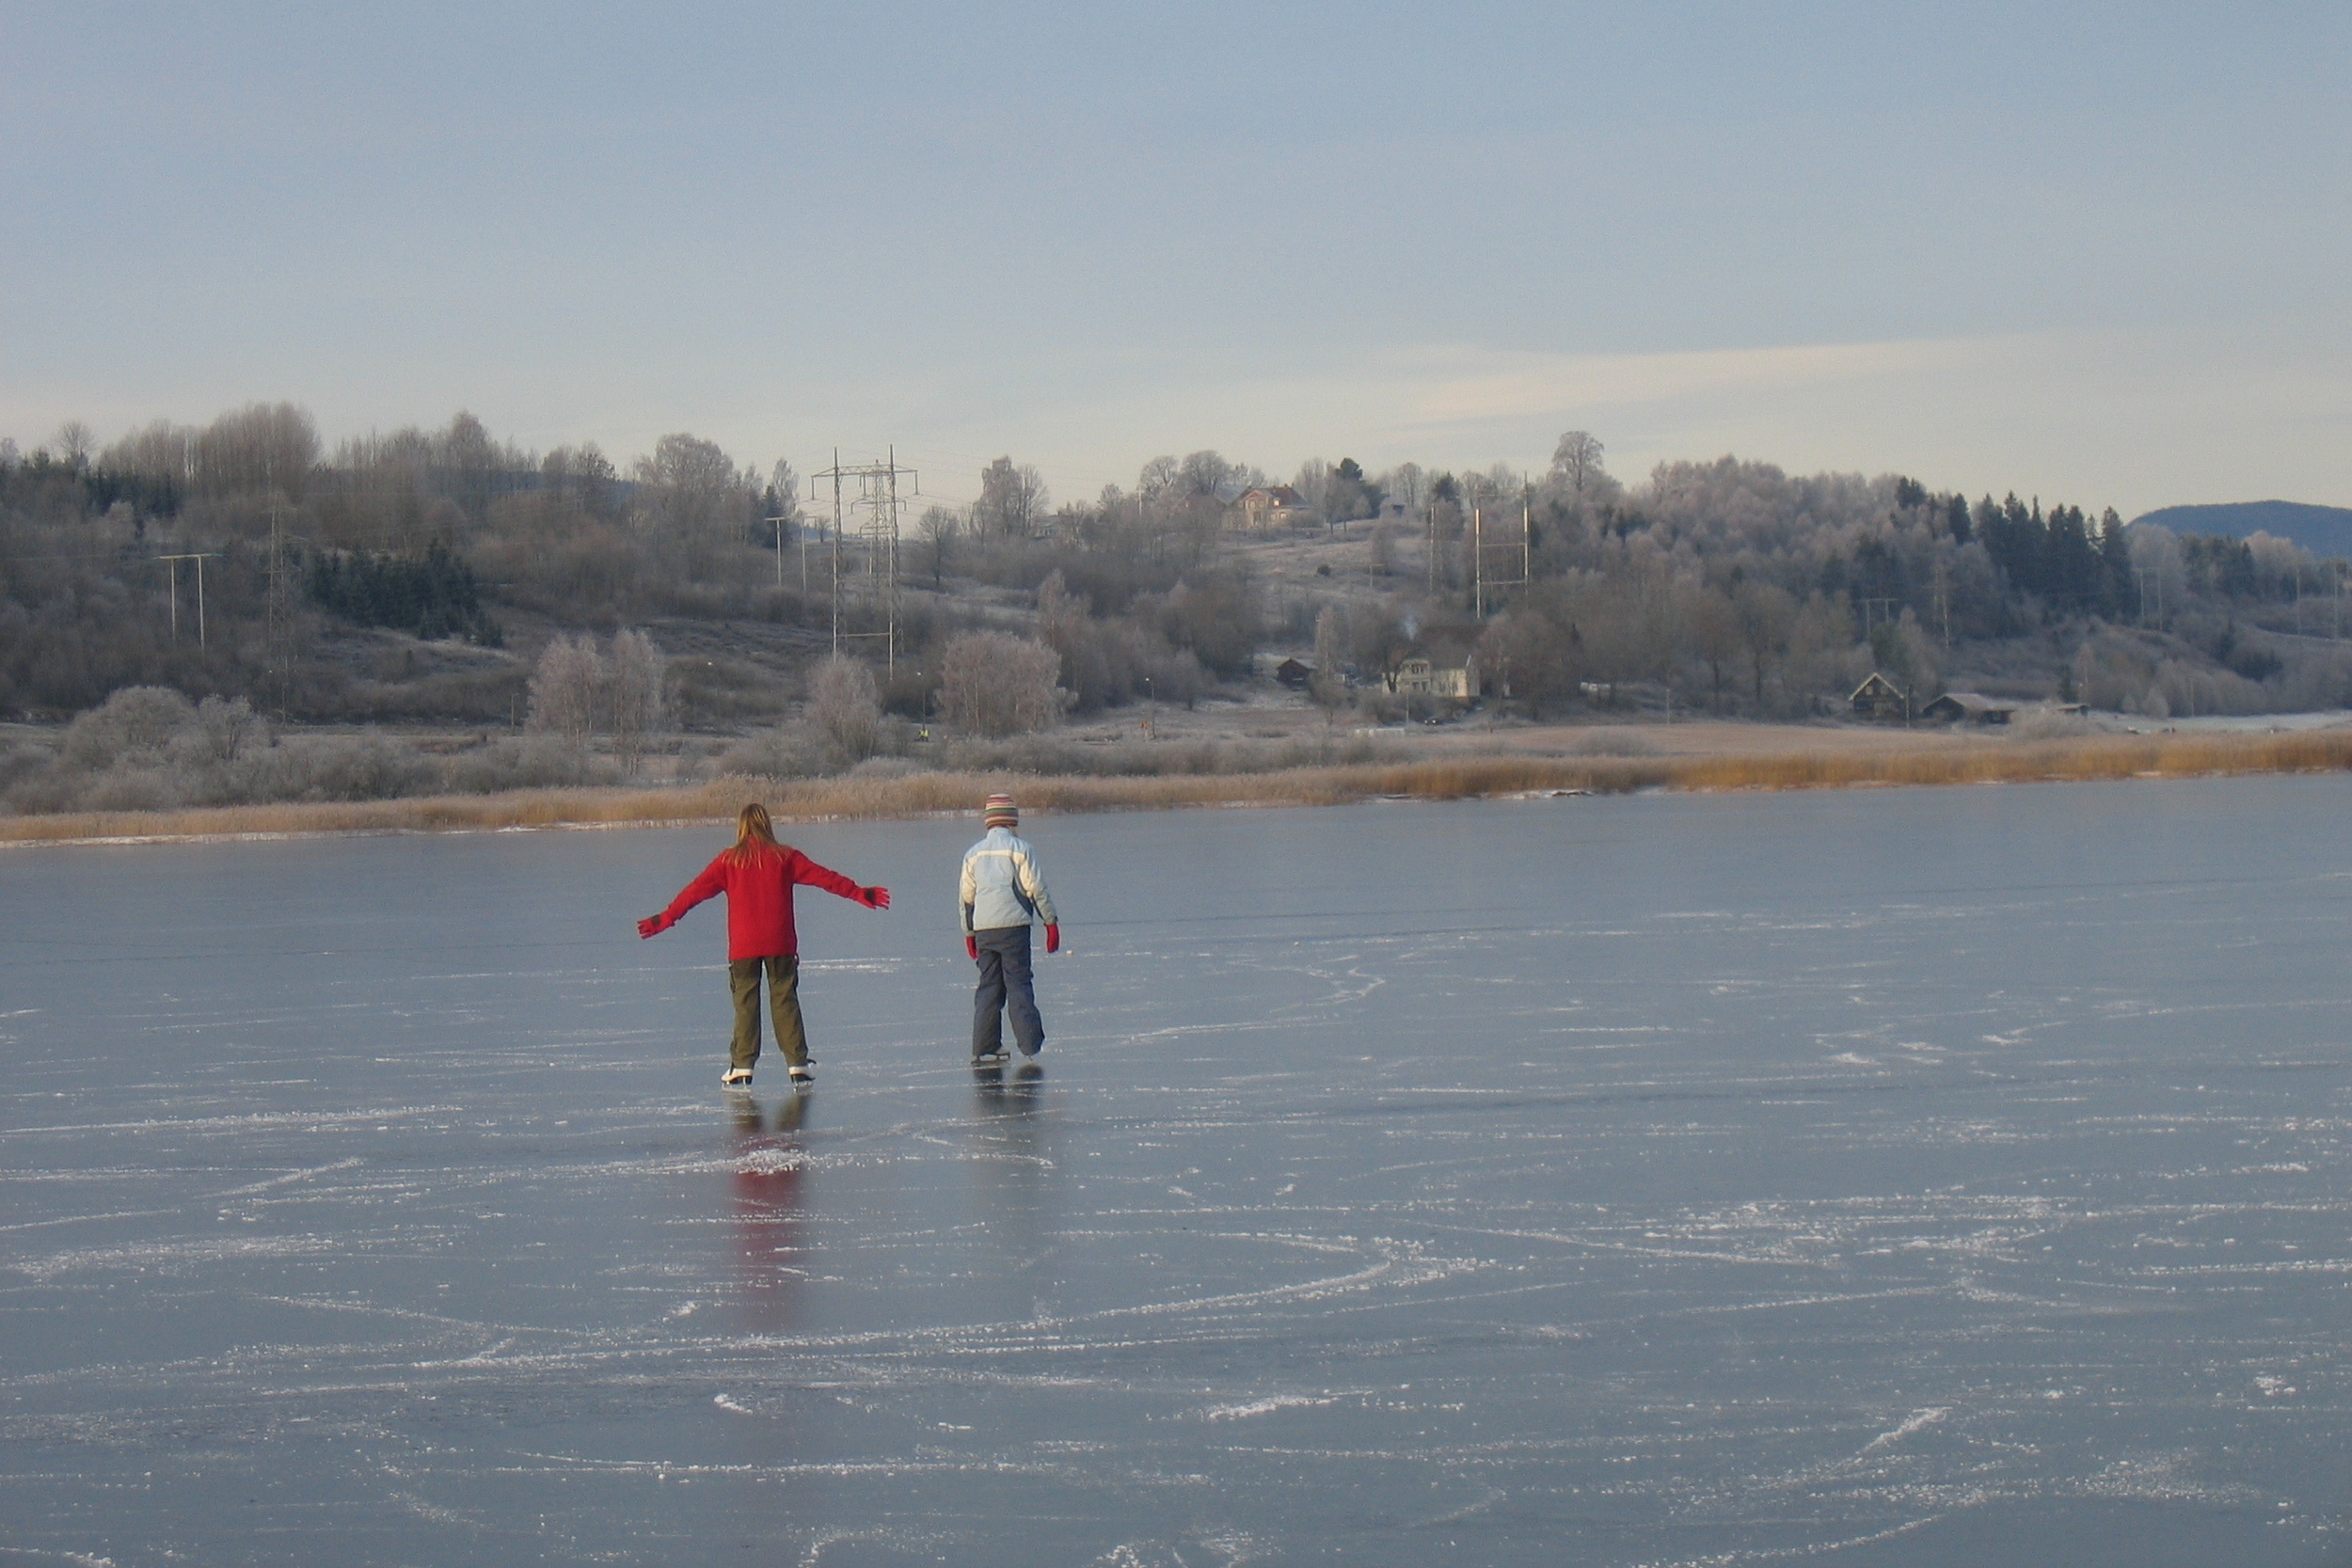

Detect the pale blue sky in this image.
[3,2,2344,514]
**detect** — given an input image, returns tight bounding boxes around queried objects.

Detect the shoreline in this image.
[6,728,2350,847]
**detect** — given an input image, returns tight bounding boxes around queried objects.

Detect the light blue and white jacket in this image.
[959,827,1058,933]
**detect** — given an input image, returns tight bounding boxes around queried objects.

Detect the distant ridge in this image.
[2129,500,2352,559]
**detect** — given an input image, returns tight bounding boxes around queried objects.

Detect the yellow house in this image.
[1229,485,1314,532]
[1387,653,1479,700]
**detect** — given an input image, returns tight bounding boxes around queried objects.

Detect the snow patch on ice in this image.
[1200,1393,1337,1421]
[1861,1406,1950,1452]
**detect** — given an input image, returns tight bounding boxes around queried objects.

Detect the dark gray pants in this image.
[972,926,1043,1058]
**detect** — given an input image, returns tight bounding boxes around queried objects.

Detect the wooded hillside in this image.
[6,406,2349,734]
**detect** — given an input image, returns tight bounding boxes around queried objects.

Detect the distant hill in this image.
[2129,500,2352,560]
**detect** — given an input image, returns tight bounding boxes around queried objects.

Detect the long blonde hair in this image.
[723,801,787,867]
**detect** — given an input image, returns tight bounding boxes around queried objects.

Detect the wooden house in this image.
[1849,672,1909,720]
[1274,657,1314,689]
[1922,691,2014,724]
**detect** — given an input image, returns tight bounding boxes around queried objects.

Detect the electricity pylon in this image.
[809,448,917,674]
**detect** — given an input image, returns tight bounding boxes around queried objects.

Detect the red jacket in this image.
[657,846,864,960]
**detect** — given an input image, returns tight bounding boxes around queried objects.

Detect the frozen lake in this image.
[4,778,2351,1566]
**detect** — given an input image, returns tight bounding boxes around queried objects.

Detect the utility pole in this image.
[265,499,294,711]
[1426,500,1438,595]
[809,448,917,675]
[829,449,842,653]
[766,511,789,592]
[158,553,220,647]
[1470,492,1531,620]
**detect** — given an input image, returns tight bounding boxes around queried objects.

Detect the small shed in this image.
[1275,657,1313,689]
[1849,672,1909,720]
[1922,691,2014,725]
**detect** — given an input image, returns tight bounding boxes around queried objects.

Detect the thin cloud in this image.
[1391,338,2010,429]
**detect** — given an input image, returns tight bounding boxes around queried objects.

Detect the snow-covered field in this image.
[4,782,2349,1566]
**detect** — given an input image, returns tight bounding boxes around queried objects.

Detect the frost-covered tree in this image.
[975,457,1049,539]
[527,635,604,752]
[805,655,883,766]
[938,632,1067,736]
[607,629,668,774]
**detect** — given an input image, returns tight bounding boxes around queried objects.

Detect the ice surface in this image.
[4,778,2350,1565]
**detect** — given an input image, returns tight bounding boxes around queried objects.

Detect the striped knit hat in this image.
[983,793,1018,828]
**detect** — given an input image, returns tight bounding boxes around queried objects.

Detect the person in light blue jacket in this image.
[959,792,1060,1064]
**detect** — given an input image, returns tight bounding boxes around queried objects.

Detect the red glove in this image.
[857,885,891,910]
[965,934,979,961]
[636,914,666,939]
[1045,923,1060,955]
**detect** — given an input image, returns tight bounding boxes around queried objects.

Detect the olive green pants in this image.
[728,955,807,1071]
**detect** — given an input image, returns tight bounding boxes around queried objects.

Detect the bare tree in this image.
[1549,431,1603,493]
[1292,457,1331,521]
[917,504,960,588]
[51,420,94,469]
[432,410,525,523]
[938,631,1068,736]
[634,433,748,535]
[1381,461,1427,518]
[806,655,883,766]
[527,634,604,752]
[975,456,1049,540]
[59,687,199,770]
[540,442,621,519]
[1868,610,1942,710]
[1310,605,1347,716]
[766,459,803,544]
[607,628,668,774]
[103,420,199,486]
[1546,431,1620,512]
[1177,450,1238,499]
[194,403,319,499]
[1733,580,1799,708]
[1682,583,1743,710]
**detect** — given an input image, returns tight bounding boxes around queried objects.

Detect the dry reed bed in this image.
[5,731,2348,847]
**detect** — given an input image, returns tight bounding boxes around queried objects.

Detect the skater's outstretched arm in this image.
[787,850,889,909]
[638,859,726,938]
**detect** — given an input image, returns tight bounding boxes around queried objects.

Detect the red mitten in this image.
[965,934,979,961]
[636,914,665,939]
[859,885,891,910]
[1044,923,1060,955]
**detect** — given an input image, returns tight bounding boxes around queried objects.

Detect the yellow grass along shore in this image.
[4,728,2348,847]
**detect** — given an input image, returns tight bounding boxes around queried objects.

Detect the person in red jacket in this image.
[638,802,890,1088]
